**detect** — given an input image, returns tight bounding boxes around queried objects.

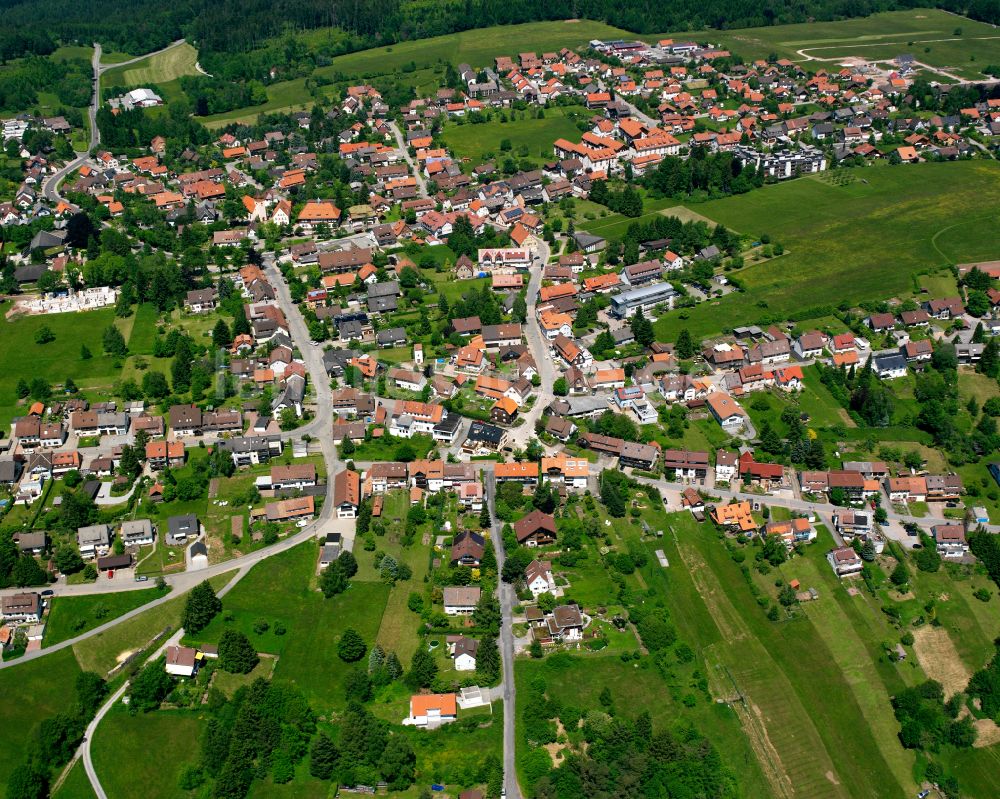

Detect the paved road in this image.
[81,564,248,797]
[43,39,187,203]
[509,239,556,449]
[388,120,429,198]
[484,470,523,799]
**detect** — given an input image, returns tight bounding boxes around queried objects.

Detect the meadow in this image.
[441,105,588,168]
[648,160,1000,340]
[656,10,1000,80]
[0,304,129,428]
[101,42,200,88]
[44,588,164,647]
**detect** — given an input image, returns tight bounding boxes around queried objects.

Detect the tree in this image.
[406,647,438,689]
[34,325,54,345]
[75,671,107,713]
[80,344,92,360]
[218,630,259,674]
[182,580,222,633]
[890,560,909,587]
[340,435,356,455]
[675,328,695,359]
[55,547,84,575]
[5,764,48,799]
[338,628,367,662]
[141,370,170,399]
[473,593,501,635]
[102,324,127,357]
[380,736,416,790]
[476,637,501,683]
[979,337,999,378]
[479,502,491,529]
[552,377,568,396]
[600,471,626,517]
[320,560,349,597]
[309,733,339,780]
[12,556,47,587]
[212,319,232,348]
[630,308,654,347]
[15,378,29,398]
[129,657,172,712]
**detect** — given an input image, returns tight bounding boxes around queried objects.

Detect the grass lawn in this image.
[211,653,278,696]
[0,304,128,427]
[91,705,203,799]
[72,571,233,676]
[441,105,588,167]
[125,302,163,355]
[651,161,1000,340]
[44,588,164,647]
[51,759,97,799]
[185,540,390,711]
[101,42,200,88]
[350,433,434,462]
[0,648,83,796]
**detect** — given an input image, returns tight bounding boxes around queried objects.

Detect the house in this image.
[525,559,556,597]
[1,593,42,623]
[661,450,709,481]
[14,531,48,555]
[333,470,361,518]
[932,524,967,558]
[619,441,659,470]
[165,645,201,677]
[540,456,589,490]
[463,421,507,453]
[219,435,282,467]
[167,514,199,545]
[450,636,479,671]
[451,531,485,566]
[185,288,218,313]
[494,461,539,486]
[368,462,408,493]
[146,440,185,470]
[832,509,872,536]
[121,519,155,546]
[710,501,757,533]
[265,496,315,522]
[827,546,863,577]
[715,450,739,484]
[408,693,458,726]
[270,463,316,490]
[871,351,907,379]
[97,553,132,573]
[77,524,112,557]
[491,396,520,426]
[514,509,557,546]
[169,404,202,436]
[443,586,481,615]
[458,481,485,511]
[545,604,584,642]
[793,331,827,360]
[765,518,816,547]
[706,392,748,432]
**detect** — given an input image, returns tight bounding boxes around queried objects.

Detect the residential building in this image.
[443,586,481,615]
[333,469,361,518]
[514,509,557,546]
[827,546,864,577]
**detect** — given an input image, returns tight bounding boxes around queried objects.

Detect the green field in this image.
[441,105,588,167]
[187,541,390,710]
[0,648,83,799]
[51,759,97,799]
[45,589,165,647]
[0,305,130,427]
[649,161,1000,340]
[102,42,200,88]
[657,10,1000,81]
[91,706,203,799]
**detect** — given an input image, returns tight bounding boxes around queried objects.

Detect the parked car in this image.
[135,575,149,582]
[41,589,54,596]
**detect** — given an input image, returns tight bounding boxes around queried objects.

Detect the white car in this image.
[296,519,309,527]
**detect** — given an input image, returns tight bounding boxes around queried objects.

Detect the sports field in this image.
[652,160,1000,340]
[441,105,588,167]
[655,10,1000,81]
[101,41,200,88]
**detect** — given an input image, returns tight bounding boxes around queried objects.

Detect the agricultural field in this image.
[440,105,588,168]
[101,42,200,89]
[655,10,1000,80]
[650,160,1000,340]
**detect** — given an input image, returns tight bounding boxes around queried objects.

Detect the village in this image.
[1,17,1000,799]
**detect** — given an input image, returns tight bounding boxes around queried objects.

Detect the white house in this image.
[525,560,556,597]
[443,586,481,615]
[165,645,200,677]
[449,636,479,671]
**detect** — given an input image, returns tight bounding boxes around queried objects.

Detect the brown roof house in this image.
[450,531,485,566]
[333,470,361,518]
[514,509,557,547]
